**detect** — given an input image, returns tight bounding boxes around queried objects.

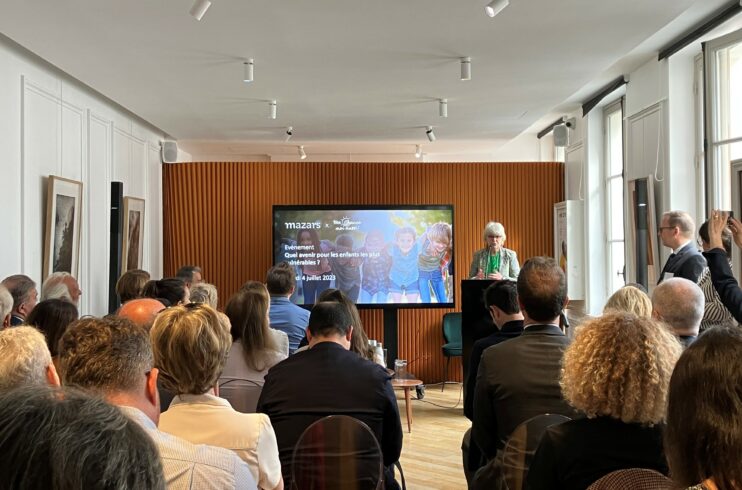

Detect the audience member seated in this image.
[652,277,704,348]
[116,269,151,303]
[223,282,288,387]
[143,278,190,307]
[0,284,13,327]
[257,302,403,490]
[317,288,375,362]
[1,274,38,326]
[41,271,82,307]
[697,220,737,331]
[176,264,203,288]
[603,284,652,318]
[0,385,165,489]
[472,257,576,467]
[190,282,219,309]
[704,210,742,325]
[265,262,310,354]
[0,326,60,390]
[116,297,172,411]
[462,280,524,482]
[58,316,257,489]
[25,298,78,368]
[152,303,284,490]
[527,313,682,489]
[117,297,166,330]
[664,326,742,490]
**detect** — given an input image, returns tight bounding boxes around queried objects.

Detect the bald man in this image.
[118,298,172,411]
[118,298,166,330]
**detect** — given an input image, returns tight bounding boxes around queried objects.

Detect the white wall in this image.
[0,36,166,316]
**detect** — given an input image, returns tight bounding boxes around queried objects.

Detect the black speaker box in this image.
[109,182,124,313]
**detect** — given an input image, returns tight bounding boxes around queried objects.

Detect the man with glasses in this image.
[469,222,520,280]
[658,210,706,284]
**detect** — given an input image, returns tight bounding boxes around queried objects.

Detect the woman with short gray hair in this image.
[469,221,520,280]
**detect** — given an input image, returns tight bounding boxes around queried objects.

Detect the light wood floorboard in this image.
[395,383,470,490]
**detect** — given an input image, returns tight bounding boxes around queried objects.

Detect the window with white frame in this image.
[604,99,625,295]
[705,28,742,210]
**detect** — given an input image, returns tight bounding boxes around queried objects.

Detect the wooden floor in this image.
[395,383,470,490]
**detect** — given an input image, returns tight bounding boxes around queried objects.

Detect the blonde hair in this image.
[190,282,218,309]
[427,222,452,245]
[150,303,231,395]
[603,285,652,318]
[561,313,682,425]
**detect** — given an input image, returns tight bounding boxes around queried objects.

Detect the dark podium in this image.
[461,279,498,385]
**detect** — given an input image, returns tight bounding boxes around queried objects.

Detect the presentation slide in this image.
[273,206,454,308]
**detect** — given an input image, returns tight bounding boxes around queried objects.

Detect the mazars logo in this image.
[284,221,321,230]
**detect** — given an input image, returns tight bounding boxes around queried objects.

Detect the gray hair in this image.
[190,282,218,309]
[0,326,53,391]
[483,221,506,241]
[652,277,704,335]
[0,385,165,489]
[0,285,13,321]
[662,211,696,239]
[41,272,73,303]
[1,274,37,311]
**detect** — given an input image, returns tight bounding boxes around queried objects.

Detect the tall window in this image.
[604,99,625,295]
[705,28,742,210]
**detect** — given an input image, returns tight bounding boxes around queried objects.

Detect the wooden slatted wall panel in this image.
[163,161,563,383]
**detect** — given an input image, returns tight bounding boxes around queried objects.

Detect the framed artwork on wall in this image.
[43,176,83,279]
[121,197,145,272]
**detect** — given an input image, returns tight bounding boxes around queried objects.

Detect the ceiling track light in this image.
[415,145,423,159]
[285,126,293,142]
[485,0,509,18]
[298,145,307,160]
[460,57,471,81]
[439,99,448,118]
[269,100,277,119]
[189,0,212,20]
[426,126,436,142]
[243,59,254,83]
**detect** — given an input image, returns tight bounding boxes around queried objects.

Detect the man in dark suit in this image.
[658,210,706,284]
[472,257,576,463]
[462,280,524,483]
[257,302,403,490]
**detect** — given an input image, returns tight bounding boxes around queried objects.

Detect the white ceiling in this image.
[0,0,734,158]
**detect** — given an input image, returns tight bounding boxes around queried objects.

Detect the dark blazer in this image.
[472,324,575,460]
[464,320,524,421]
[256,341,403,489]
[527,417,668,490]
[658,241,706,284]
[703,248,742,324]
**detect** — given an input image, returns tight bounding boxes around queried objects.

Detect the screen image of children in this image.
[327,234,362,302]
[296,228,332,304]
[358,229,392,304]
[418,222,452,303]
[388,226,420,303]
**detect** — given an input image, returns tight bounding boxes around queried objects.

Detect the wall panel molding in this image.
[163,161,564,383]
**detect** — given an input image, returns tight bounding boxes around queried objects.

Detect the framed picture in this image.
[121,197,145,272]
[43,176,83,279]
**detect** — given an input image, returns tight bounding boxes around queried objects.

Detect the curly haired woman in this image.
[527,313,683,489]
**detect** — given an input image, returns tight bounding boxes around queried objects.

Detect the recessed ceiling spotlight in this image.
[189,0,212,20]
[426,126,436,142]
[415,145,423,159]
[243,59,254,83]
[285,126,293,142]
[298,145,307,160]
[269,100,277,119]
[460,57,471,81]
[439,99,448,118]
[485,0,509,18]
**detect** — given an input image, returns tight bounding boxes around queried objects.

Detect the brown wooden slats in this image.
[162,161,564,383]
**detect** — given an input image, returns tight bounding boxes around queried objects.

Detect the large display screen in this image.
[273,205,454,308]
